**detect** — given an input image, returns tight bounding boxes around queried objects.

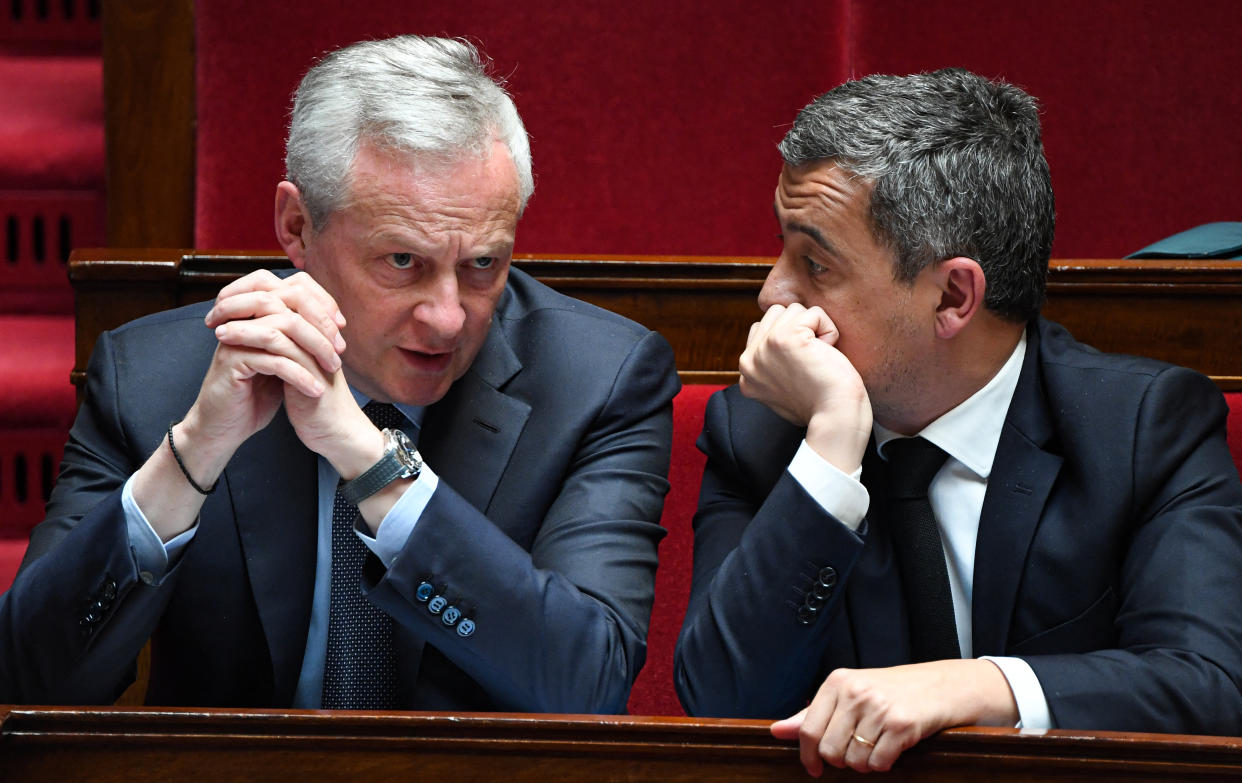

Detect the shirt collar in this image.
[874,331,1026,479]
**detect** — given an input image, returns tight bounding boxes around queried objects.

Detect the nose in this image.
[758,254,798,312]
[413,272,467,342]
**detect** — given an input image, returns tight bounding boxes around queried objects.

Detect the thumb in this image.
[770,707,808,740]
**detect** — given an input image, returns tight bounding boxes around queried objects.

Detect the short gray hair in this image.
[286,35,533,227]
[780,68,1054,323]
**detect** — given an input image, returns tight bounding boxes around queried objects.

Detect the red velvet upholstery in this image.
[1226,393,1242,476]
[0,315,74,547]
[193,1,844,254]
[627,383,721,715]
[0,539,26,594]
[1,385,1241,714]
[0,314,76,428]
[0,54,103,191]
[192,1,1241,259]
[849,0,1242,258]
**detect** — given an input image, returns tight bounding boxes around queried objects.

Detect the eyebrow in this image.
[773,203,840,257]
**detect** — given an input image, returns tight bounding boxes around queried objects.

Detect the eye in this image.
[470,257,496,270]
[805,256,828,276]
[388,253,414,269]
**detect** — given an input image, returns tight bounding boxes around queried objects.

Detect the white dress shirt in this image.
[787,332,1052,728]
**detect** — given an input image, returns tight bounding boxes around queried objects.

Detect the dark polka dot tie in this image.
[321,401,408,709]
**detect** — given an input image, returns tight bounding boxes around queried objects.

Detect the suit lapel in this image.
[971,323,1063,657]
[225,412,319,705]
[419,312,530,515]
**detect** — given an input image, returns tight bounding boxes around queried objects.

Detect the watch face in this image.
[387,428,423,475]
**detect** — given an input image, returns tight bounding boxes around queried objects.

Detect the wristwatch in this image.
[338,427,423,505]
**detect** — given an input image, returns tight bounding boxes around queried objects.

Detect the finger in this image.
[753,302,788,340]
[280,271,349,332]
[746,320,761,349]
[769,707,807,740]
[210,274,347,351]
[214,311,342,374]
[795,681,839,778]
[207,289,297,326]
[219,345,328,398]
[864,732,904,773]
[817,682,864,770]
[213,268,284,302]
[840,727,880,773]
[802,306,840,343]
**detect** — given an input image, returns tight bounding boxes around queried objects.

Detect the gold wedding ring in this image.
[851,733,877,748]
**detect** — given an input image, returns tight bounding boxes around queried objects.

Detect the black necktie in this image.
[321,401,407,709]
[881,436,961,662]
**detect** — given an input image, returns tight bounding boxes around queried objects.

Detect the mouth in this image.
[398,347,454,373]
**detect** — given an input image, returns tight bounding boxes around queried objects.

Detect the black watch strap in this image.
[338,428,422,505]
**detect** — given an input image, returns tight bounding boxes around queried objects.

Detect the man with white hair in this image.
[2,36,679,713]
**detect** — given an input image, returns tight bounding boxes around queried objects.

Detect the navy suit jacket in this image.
[675,318,1242,734]
[1,268,680,712]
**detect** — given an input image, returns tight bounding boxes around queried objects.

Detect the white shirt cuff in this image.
[354,462,440,568]
[786,440,870,532]
[982,655,1053,729]
[121,474,197,583]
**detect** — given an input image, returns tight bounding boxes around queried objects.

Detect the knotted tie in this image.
[321,401,407,709]
[881,436,961,662]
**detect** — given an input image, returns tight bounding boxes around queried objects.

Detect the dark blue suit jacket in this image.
[675,318,1242,734]
[1,268,680,712]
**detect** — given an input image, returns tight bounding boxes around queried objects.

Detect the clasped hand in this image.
[738,303,872,474]
[187,270,379,476]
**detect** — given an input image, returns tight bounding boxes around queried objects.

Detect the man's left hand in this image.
[770,660,1018,775]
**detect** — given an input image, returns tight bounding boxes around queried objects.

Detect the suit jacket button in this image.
[804,593,826,611]
[456,618,476,637]
[428,595,447,615]
[416,582,434,602]
[796,604,817,625]
[442,605,461,626]
[817,567,837,587]
[811,580,834,600]
[102,580,118,601]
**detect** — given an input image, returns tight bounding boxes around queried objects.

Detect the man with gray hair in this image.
[676,68,1242,772]
[2,36,679,713]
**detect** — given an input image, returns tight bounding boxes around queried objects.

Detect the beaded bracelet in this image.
[167,423,216,495]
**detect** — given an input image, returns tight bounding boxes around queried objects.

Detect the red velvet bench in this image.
[2,384,1241,715]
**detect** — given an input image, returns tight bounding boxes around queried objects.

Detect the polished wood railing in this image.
[69,250,1242,391]
[3,708,1242,781]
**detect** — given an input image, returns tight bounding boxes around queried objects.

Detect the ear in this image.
[933,256,986,339]
[274,181,313,269]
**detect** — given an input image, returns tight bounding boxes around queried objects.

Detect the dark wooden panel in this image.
[103,0,196,247]
[69,251,1242,392]
[3,708,1242,782]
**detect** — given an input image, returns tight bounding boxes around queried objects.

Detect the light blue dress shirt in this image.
[121,389,439,708]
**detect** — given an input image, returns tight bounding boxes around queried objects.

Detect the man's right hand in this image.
[738,303,872,474]
[130,270,347,540]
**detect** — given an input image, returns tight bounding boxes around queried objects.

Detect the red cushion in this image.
[0,54,103,189]
[627,384,722,715]
[1226,393,1242,475]
[0,537,29,594]
[0,315,76,427]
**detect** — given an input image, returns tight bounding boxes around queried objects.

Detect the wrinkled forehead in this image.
[775,161,874,222]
